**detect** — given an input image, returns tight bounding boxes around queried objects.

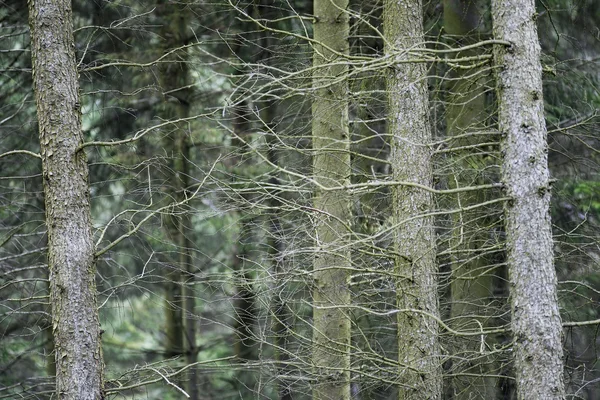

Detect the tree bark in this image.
[311,0,351,398]
[44,275,57,378]
[28,0,104,398]
[384,1,442,398]
[492,0,566,398]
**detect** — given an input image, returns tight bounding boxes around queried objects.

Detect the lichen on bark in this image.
[492,0,566,397]
[311,0,351,398]
[384,0,443,398]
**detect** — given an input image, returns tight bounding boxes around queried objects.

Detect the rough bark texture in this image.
[492,1,566,398]
[311,0,351,398]
[43,270,57,377]
[28,0,104,398]
[384,0,442,398]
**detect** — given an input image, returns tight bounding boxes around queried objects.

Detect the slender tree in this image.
[492,0,566,398]
[251,5,295,396]
[155,4,201,399]
[384,0,442,398]
[28,0,104,398]
[443,1,504,397]
[262,99,294,400]
[231,101,259,396]
[154,3,198,398]
[156,1,192,364]
[311,0,351,397]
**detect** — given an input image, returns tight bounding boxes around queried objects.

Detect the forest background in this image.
[1,0,600,399]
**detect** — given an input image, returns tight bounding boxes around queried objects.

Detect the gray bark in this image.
[384,1,442,398]
[28,0,104,399]
[311,0,351,397]
[492,0,566,398]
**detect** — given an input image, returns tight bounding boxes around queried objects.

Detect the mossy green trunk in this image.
[311,0,351,398]
[28,0,104,398]
[384,0,442,398]
[443,1,503,397]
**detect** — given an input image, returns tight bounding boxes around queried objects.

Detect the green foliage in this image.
[572,180,600,214]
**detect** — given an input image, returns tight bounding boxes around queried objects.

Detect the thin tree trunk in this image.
[156,4,197,397]
[229,101,259,396]
[180,138,198,400]
[156,1,190,362]
[492,0,566,398]
[311,0,351,397]
[232,194,257,364]
[261,100,294,400]
[443,1,504,397]
[251,2,294,392]
[233,226,258,362]
[384,0,442,398]
[28,0,104,398]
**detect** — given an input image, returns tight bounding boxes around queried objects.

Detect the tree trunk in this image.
[28,0,104,398]
[228,101,259,396]
[157,1,187,354]
[156,3,196,397]
[261,100,294,400]
[384,1,442,398]
[44,275,56,378]
[443,1,504,397]
[233,223,258,362]
[311,0,351,398]
[492,0,566,398]
[180,139,198,400]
